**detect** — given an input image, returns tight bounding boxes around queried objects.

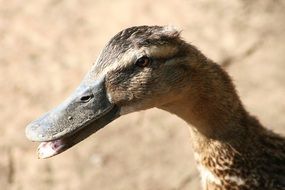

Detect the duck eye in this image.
[135,56,151,67]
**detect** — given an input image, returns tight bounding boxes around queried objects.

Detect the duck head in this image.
[26,25,198,158]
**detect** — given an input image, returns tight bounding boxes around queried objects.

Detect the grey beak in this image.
[25,77,120,158]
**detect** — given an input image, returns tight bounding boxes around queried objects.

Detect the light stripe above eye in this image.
[87,44,180,80]
[141,45,178,58]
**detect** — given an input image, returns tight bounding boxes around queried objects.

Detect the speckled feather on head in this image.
[26,25,285,190]
[93,25,183,76]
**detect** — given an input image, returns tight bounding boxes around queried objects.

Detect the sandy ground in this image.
[0,0,284,190]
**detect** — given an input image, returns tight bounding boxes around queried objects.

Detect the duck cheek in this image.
[106,89,134,105]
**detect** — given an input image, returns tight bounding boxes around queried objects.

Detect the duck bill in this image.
[25,77,120,159]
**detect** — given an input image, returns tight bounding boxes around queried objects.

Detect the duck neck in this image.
[159,60,259,154]
[159,60,262,188]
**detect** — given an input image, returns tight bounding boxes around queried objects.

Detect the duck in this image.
[26,25,285,190]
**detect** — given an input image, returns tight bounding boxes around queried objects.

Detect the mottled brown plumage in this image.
[100,26,285,190]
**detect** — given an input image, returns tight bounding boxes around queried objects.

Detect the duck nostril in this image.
[80,95,94,102]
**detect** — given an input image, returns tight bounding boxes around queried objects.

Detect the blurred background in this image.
[0,0,284,189]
